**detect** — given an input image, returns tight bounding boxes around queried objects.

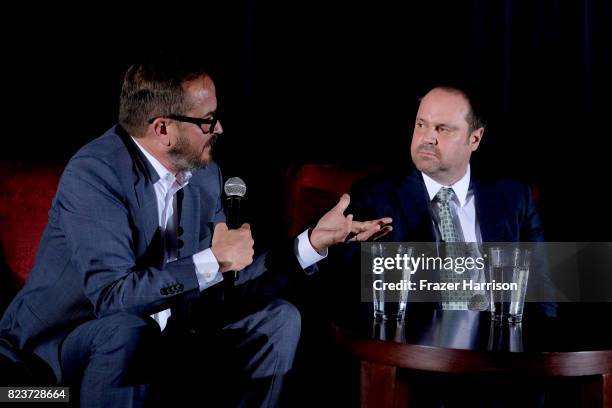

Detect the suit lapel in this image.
[395,171,507,242]
[115,127,162,252]
[395,171,436,241]
[133,175,161,250]
[177,184,200,257]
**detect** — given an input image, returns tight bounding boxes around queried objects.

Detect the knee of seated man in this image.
[91,313,159,354]
[266,299,301,351]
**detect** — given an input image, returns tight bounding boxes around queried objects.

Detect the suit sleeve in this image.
[517,183,557,318]
[519,183,545,242]
[57,156,200,318]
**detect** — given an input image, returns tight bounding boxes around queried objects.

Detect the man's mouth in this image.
[202,134,218,152]
[418,147,438,157]
[209,134,219,146]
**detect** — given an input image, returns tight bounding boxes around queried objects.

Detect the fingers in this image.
[350,217,392,234]
[347,224,393,242]
[361,225,393,241]
[344,214,354,239]
[239,223,254,244]
[351,224,380,241]
[351,221,379,235]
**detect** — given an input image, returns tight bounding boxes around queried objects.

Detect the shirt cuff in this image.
[193,249,223,291]
[294,229,327,270]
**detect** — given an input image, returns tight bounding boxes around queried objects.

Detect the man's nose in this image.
[422,127,438,145]
[214,120,224,135]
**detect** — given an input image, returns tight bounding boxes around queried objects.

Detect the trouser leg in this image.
[222,299,301,407]
[60,313,160,408]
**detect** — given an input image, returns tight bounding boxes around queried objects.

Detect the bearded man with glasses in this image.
[0,55,391,407]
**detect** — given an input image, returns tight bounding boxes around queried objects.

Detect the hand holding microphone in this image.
[211,222,254,273]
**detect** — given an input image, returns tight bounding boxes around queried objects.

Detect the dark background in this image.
[2,2,612,404]
[3,1,612,243]
[2,1,611,304]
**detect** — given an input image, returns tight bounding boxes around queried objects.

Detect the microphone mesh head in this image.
[224,177,247,197]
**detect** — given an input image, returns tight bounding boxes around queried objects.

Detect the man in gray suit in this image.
[0,57,391,407]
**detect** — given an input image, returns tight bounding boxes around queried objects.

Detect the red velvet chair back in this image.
[0,163,63,286]
[284,164,376,237]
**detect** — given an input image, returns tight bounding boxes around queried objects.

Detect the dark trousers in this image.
[59,298,301,408]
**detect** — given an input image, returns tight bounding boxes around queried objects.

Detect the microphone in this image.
[223,177,247,281]
[224,177,247,229]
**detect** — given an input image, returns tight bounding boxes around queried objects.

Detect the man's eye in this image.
[438,127,450,133]
[415,122,424,128]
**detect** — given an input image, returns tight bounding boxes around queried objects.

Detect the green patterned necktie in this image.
[436,187,461,243]
[436,187,473,310]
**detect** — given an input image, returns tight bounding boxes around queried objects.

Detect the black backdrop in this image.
[3,0,612,243]
[2,2,612,404]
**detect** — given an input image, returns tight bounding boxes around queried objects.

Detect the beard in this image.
[168,132,215,172]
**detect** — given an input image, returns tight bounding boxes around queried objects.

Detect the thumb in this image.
[214,222,229,233]
[334,193,351,213]
[239,223,251,230]
[213,222,228,243]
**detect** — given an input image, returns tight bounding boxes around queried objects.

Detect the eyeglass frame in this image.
[148,113,219,134]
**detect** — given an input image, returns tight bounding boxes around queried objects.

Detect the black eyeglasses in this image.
[148,113,219,134]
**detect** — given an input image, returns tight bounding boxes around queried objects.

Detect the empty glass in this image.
[508,248,531,323]
[396,244,414,321]
[488,247,508,321]
[371,243,414,320]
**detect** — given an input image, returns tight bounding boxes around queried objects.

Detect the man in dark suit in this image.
[0,57,391,407]
[340,85,555,315]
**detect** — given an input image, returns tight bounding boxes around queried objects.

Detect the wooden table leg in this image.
[360,360,409,408]
[579,373,611,408]
[604,373,611,408]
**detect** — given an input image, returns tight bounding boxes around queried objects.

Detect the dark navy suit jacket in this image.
[348,170,545,243]
[333,169,556,317]
[0,125,306,382]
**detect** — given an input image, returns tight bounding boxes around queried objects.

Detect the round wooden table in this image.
[334,305,612,407]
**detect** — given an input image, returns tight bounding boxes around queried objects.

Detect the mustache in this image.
[416,144,438,155]
[208,133,219,146]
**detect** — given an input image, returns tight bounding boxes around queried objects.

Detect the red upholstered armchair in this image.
[284,164,377,237]
[0,162,64,290]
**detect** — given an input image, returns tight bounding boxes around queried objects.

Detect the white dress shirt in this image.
[421,165,487,300]
[132,138,326,330]
[421,165,481,244]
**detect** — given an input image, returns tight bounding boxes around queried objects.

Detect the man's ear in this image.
[150,119,171,147]
[469,127,484,151]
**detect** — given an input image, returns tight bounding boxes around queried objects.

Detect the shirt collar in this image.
[422,165,471,207]
[131,137,192,187]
